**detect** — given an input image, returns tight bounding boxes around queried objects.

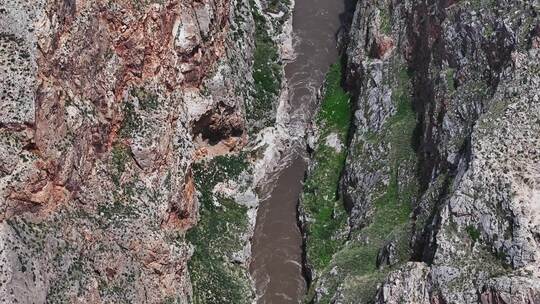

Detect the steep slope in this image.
[302,0,540,302]
[0,0,290,303]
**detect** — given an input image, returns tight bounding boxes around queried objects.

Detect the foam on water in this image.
[249,0,346,302]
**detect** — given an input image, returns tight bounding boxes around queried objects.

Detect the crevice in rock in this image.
[129,149,144,171]
[406,0,518,264]
[411,170,452,263]
[407,1,441,195]
[296,197,313,292]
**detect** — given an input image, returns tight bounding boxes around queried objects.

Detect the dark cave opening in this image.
[191,102,245,145]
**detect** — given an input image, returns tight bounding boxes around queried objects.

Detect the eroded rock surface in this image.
[304,0,540,303]
[0,0,287,302]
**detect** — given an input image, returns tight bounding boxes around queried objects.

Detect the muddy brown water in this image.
[249,0,345,302]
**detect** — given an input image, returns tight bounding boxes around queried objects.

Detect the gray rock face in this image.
[427,47,540,303]
[308,0,540,302]
[0,0,43,125]
[376,262,432,304]
[341,59,394,228]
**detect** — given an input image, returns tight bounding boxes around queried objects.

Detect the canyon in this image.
[0,0,539,304]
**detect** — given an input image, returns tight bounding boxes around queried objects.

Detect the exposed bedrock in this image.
[303,0,540,302]
[0,0,270,302]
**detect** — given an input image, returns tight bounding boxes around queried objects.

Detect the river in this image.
[249,0,345,302]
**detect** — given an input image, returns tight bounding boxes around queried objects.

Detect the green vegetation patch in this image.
[379,7,392,35]
[301,62,351,274]
[466,225,481,243]
[187,154,254,304]
[265,0,292,28]
[131,87,159,111]
[111,144,131,186]
[97,196,140,228]
[247,2,282,133]
[305,64,419,302]
[119,87,159,138]
[119,101,142,138]
[265,0,291,14]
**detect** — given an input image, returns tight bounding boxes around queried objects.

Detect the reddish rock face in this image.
[370,35,395,59]
[162,169,198,231]
[4,0,239,219]
[0,0,252,302]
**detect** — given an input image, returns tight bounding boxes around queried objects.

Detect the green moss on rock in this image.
[247,1,282,133]
[305,64,419,302]
[187,154,254,304]
[466,225,481,243]
[131,87,159,111]
[301,61,351,279]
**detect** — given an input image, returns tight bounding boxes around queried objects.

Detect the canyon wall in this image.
[0,0,290,302]
[303,0,540,303]
[3,0,539,303]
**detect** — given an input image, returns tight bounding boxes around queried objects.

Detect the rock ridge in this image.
[302,0,540,303]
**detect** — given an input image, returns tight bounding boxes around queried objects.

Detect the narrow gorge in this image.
[249,0,345,301]
[0,0,539,304]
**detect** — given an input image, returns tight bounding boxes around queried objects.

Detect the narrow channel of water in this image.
[249,0,345,302]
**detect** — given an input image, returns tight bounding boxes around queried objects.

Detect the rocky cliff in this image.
[302,0,540,303]
[0,0,290,302]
